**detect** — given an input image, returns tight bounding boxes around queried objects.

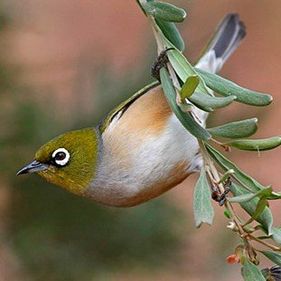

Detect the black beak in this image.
[17,160,48,176]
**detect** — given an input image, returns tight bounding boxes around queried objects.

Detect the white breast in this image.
[87,113,202,207]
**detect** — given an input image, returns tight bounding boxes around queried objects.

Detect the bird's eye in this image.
[52,148,70,167]
[55,152,66,160]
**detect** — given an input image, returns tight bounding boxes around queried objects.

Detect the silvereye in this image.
[17,14,246,207]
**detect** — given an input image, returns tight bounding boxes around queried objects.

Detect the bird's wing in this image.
[98,81,159,133]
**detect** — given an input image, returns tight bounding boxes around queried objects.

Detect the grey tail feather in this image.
[204,13,246,62]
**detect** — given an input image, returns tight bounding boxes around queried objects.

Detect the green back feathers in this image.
[35,128,99,195]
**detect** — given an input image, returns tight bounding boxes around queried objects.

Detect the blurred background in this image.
[0,0,280,280]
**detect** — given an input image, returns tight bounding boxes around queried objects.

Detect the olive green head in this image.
[17,128,100,195]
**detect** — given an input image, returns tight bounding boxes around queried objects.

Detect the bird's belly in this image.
[87,114,202,207]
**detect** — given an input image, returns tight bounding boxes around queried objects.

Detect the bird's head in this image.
[17,128,100,195]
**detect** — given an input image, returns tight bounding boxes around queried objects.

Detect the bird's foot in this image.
[211,178,231,206]
[151,48,174,81]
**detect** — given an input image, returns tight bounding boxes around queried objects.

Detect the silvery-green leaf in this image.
[230,184,273,235]
[155,19,185,51]
[227,136,281,151]
[167,49,210,95]
[228,192,258,203]
[160,68,211,140]
[205,144,266,192]
[189,94,213,112]
[208,118,258,139]
[251,198,268,221]
[189,92,236,111]
[261,251,281,267]
[196,68,273,106]
[193,168,214,228]
[228,187,272,203]
[143,2,186,22]
[272,228,281,245]
[241,260,266,281]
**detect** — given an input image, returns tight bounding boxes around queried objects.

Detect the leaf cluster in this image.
[137,0,281,280]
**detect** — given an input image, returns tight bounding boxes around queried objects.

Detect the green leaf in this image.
[241,260,266,281]
[251,197,268,221]
[228,192,259,203]
[143,2,186,22]
[205,144,266,192]
[180,75,199,99]
[196,68,273,106]
[193,168,214,227]
[228,187,272,203]
[160,68,211,140]
[189,92,236,111]
[167,49,210,95]
[272,227,281,245]
[261,251,281,266]
[189,95,214,112]
[230,184,273,235]
[155,19,185,51]
[227,136,281,151]
[208,118,258,139]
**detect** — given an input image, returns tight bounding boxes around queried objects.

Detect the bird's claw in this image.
[211,186,231,206]
[211,176,232,206]
[151,48,174,81]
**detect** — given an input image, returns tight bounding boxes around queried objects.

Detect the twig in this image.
[249,234,281,252]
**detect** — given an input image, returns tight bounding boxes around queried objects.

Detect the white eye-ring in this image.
[52,148,70,167]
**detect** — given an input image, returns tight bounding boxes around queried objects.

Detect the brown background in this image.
[1,1,281,280]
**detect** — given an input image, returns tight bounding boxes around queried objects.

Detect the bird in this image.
[17,14,246,207]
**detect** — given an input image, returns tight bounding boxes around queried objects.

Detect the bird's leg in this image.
[217,186,231,206]
[211,177,231,206]
[151,48,174,81]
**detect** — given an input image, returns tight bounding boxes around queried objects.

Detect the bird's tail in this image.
[195,13,246,74]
